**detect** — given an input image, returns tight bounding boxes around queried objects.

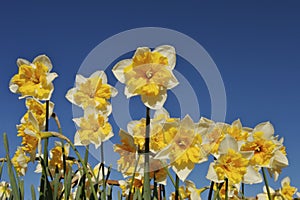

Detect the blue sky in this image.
[0,1,300,198]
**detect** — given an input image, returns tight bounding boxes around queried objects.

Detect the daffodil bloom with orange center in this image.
[9,55,58,100]
[66,71,117,115]
[73,107,113,148]
[156,115,208,181]
[112,45,178,109]
[240,122,277,167]
[12,147,30,176]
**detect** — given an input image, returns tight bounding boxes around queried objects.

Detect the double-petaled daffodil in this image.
[240,122,278,168]
[112,45,179,110]
[9,54,58,100]
[127,108,178,153]
[73,107,113,148]
[114,129,140,177]
[206,135,261,184]
[267,137,289,181]
[279,177,298,200]
[257,177,298,200]
[0,182,11,199]
[156,115,208,181]
[17,112,52,160]
[12,147,30,176]
[66,70,117,115]
[21,98,54,129]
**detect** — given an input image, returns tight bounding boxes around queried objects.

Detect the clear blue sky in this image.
[0,1,300,199]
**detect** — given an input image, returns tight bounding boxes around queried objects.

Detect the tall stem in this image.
[262,167,272,200]
[175,174,180,200]
[225,178,228,200]
[143,106,151,200]
[43,100,50,164]
[101,144,106,198]
[208,181,214,200]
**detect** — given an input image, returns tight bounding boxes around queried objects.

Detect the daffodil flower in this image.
[9,54,58,100]
[240,122,278,167]
[112,45,179,110]
[21,98,54,129]
[73,107,113,148]
[206,135,261,184]
[17,111,52,160]
[66,70,117,115]
[156,115,208,181]
[267,137,289,181]
[11,147,30,176]
[0,182,11,199]
[257,177,298,200]
[114,129,140,177]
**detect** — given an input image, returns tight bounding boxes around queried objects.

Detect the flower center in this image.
[146,69,153,79]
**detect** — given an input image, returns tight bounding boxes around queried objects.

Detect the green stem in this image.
[262,167,272,200]
[127,154,141,200]
[143,106,151,200]
[51,116,98,199]
[212,183,224,200]
[175,174,179,200]
[241,183,245,199]
[208,181,214,200]
[225,178,228,200]
[101,144,106,199]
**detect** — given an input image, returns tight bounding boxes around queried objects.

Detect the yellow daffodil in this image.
[112,45,179,110]
[114,129,139,177]
[268,137,289,181]
[0,182,11,199]
[66,70,117,115]
[170,185,190,200]
[49,142,71,173]
[21,98,54,129]
[92,163,109,184]
[257,177,298,200]
[240,122,277,167]
[73,107,113,148]
[206,135,261,184]
[119,178,144,197]
[279,177,298,200]
[156,115,208,181]
[9,54,58,100]
[17,112,52,160]
[12,147,30,176]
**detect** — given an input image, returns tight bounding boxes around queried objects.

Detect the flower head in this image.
[0,182,11,199]
[240,122,277,167]
[21,98,54,129]
[66,71,117,115]
[73,107,113,148]
[156,115,208,181]
[12,147,30,176]
[9,55,58,100]
[112,45,178,109]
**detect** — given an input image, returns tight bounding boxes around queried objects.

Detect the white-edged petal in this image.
[75,74,87,87]
[243,166,262,184]
[33,54,53,71]
[74,132,84,146]
[9,83,19,93]
[219,135,238,154]
[112,59,132,83]
[172,166,192,181]
[254,122,274,139]
[206,163,223,183]
[17,58,30,67]
[133,47,151,58]
[91,70,107,83]
[153,45,176,69]
[46,72,58,83]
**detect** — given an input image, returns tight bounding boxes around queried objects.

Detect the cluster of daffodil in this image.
[1,46,300,200]
[9,55,58,176]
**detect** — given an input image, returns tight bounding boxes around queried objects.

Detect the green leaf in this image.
[53,168,60,200]
[31,185,36,200]
[3,133,20,200]
[0,160,4,179]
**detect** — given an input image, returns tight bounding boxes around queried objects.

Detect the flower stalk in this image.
[143,106,151,200]
[262,167,272,200]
